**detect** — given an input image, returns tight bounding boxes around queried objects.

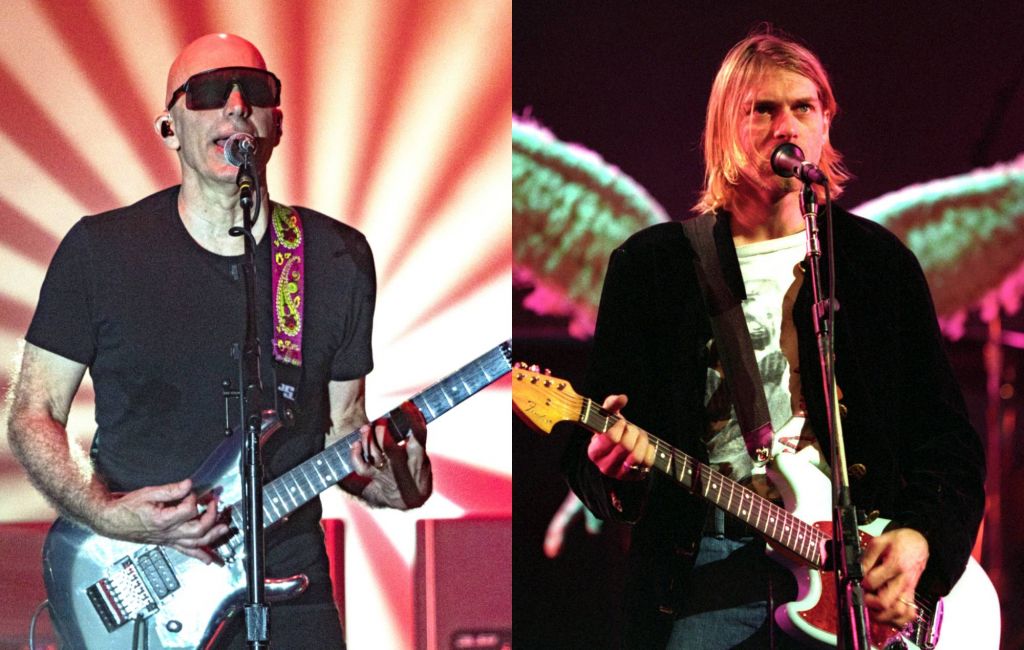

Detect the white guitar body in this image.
[510,367,1000,650]
[768,451,1001,649]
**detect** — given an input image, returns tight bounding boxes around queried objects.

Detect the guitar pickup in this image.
[135,547,180,598]
[86,547,179,631]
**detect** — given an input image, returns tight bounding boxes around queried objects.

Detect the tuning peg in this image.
[528,364,541,372]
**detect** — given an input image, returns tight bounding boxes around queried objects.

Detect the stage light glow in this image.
[294,1,379,215]
[360,1,511,270]
[0,243,48,312]
[377,164,511,336]
[0,1,510,647]
[0,3,159,203]
[92,0,180,100]
[0,134,87,239]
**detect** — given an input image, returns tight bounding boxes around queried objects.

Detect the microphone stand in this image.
[227,153,270,648]
[799,182,869,650]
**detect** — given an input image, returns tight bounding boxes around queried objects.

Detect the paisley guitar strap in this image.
[681,212,773,463]
[270,202,305,423]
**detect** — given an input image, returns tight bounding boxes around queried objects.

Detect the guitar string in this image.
[209,352,512,555]
[238,358,482,524]
[606,403,941,621]
[520,380,940,621]
[549,389,829,561]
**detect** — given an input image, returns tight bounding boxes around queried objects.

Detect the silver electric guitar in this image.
[43,341,511,649]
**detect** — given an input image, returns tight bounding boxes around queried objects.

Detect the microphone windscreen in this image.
[770,142,805,179]
[224,133,257,167]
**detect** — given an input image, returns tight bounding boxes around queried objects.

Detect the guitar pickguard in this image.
[768,452,998,650]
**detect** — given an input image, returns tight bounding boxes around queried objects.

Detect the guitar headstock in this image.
[511,363,583,435]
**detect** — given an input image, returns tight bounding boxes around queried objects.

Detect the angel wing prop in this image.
[854,154,1024,338]
[512,116,669,337]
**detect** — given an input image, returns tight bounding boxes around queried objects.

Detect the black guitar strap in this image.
[681,212,773,463]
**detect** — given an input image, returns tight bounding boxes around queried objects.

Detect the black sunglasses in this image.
[167,66,282,111]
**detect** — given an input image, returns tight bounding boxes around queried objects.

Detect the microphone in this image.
[770,142,828,185]
[224,132,257,167]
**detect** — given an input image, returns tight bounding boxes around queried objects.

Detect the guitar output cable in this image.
[132,615,150,650]
[28,599,50,650]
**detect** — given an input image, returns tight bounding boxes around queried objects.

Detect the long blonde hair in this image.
[693,30,851,213]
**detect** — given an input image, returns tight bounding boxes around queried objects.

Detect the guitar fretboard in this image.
[228,341,512,533]
[578,398,828,566]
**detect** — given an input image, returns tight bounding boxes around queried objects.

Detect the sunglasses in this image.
[167,66,282,111]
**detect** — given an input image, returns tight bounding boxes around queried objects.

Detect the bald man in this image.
[7,33,431,648]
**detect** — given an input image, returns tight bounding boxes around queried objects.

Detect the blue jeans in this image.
[665,534,803,650]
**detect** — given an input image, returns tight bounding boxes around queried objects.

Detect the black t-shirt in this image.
[27,185,374,595]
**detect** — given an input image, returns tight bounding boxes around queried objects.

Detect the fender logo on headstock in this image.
[512,364,579,436]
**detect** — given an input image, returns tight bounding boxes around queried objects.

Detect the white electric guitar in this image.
[512,365,1000,650]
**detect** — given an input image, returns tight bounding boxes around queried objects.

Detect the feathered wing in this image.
[512,116,670,338]
[854,153,1024,338]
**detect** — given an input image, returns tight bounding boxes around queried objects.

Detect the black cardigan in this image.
[563,206,986,646]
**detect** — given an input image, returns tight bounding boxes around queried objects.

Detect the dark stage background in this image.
[513,3,1024,648]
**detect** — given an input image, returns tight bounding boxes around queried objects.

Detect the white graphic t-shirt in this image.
[702,231,827,499]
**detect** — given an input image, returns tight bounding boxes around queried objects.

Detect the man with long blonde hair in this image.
[565,29,984,648]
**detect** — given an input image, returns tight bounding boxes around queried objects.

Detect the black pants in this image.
[213,602,345,649]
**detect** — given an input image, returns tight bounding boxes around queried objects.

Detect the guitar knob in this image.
[166,620,183,633]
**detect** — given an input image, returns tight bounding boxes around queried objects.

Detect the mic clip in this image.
[236,162,255,209]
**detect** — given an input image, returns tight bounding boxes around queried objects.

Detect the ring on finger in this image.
[621,460,650,475]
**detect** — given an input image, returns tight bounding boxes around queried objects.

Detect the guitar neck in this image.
[409,341,514,425]
[229,341,512,531]
[577,398,826,566]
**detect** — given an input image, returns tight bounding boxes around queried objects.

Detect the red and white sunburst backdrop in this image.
[0,1,510,648]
